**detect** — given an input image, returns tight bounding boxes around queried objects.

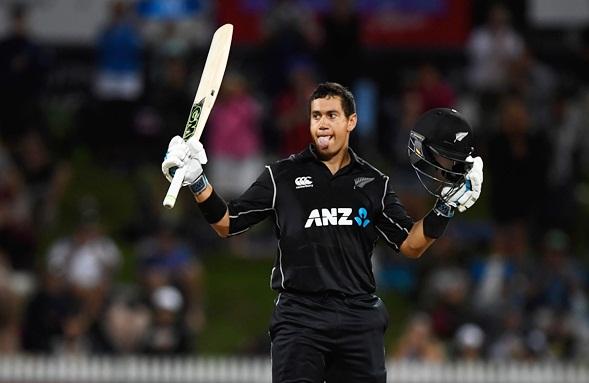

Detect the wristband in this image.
[423,200,452,239]
[189,173,209,195]
[197,189,227,224]
[433,199,454,218]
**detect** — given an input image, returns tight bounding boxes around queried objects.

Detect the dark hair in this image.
[309,82,356,117]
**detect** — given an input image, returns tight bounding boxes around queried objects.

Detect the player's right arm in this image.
[162,136,274,238]
[192,185,230,237]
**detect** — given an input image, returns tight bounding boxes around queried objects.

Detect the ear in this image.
[347,113,357,132]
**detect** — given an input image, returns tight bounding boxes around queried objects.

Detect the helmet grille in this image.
[408,131,472,201]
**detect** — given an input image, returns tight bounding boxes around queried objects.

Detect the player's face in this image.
[309,96,357,159]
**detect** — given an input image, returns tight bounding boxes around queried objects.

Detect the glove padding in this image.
[441,156,483,213]
[162,136,208,186]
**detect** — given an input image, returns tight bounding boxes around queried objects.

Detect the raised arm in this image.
[193,185,230,237]
[162,136,274,238]
[162,136,229,237]
[400,156,484,258]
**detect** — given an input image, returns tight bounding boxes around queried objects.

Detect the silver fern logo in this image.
[454,132,469,142]
[354,177,374,189]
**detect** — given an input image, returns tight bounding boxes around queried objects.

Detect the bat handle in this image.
[163,167,186,209]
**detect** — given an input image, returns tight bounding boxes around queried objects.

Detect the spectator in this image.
[138,0,212,50]
[320,0,360,87]
[52,301,94,356]
[388,86,424,168]
[466,4,524,131]
[94,1,144,102]
[0,251,20,352]
[531,307,577,361]
[14,130,71,229]
[469,226,529,334]
[528,230,583,314]
[137,55,193,165]
[525,230,588,360]
[416,63,457,112]
[207,72,264,199]
[467,4,524,94]
[273,59,318,157]
[392,312,446,362]
[486,95,550,236]
[46,201,121,323]
[389,64,456,161]
[142,285,192,354]
[260,0,321,96]
[423,259,473,341]
[262,0,321,50]
[508,46,557,130]
[543,88,587,232]
[20,271,80,353]
[453,323,486,360]
[147,22,190,78]
[0,142,35,271]
[91,0,144,165]
[524,328,551,361]
[94,290,151,354]
[0,3,50,144]
[488,309,529,361]
[136,223,204,333]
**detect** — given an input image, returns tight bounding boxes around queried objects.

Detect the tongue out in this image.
[317,136,330,149]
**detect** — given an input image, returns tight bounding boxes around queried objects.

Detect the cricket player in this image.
[162,82,483,382]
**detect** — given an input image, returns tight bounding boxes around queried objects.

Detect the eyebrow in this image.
[311,109,340,115]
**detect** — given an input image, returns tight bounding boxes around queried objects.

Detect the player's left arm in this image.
[399,219,435,258]
[400,156,484,258]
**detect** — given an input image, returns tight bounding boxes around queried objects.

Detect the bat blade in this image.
[163,24,233,209]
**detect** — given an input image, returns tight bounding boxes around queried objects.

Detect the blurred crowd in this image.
[0,0,588,362]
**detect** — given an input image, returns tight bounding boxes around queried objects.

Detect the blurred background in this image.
[0,0,589,378]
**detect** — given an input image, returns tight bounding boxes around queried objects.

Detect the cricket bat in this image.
[163,24,233,209]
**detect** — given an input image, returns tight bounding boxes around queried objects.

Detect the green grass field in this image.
[199,251,412,355]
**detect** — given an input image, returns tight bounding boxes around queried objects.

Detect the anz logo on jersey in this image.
[304,208,371,228]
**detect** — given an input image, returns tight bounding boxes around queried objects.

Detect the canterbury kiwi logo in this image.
[295,176,313,189]
[183,98,205,140]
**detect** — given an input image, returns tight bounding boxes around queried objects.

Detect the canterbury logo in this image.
[354,177,374,189]
[295,176,313,189]
[305,208,353,228]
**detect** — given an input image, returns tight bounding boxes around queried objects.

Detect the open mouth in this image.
[317,135,333,149]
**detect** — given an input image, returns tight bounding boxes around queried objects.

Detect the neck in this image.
[322,146,351,175]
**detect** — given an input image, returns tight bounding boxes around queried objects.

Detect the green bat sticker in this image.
[183,98,205,140]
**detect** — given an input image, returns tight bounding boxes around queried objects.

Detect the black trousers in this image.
[270,292,389,383]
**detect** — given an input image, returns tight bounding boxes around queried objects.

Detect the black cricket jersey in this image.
[226,145,414,296]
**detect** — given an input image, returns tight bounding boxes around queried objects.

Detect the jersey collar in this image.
[305,144,361,170]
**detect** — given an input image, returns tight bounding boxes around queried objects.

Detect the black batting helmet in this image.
[408,108,474,200]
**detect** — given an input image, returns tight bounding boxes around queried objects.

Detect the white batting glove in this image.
[441,156,483,213]
[161,136,208,186]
